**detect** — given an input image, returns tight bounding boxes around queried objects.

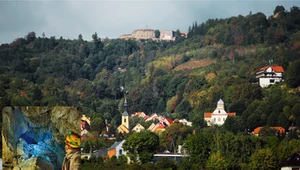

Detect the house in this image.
[256,65,284,87]
[253,126,285,136]
[107,140,126,158]
[132,123,145,133]
[204,99,236,126]
[147,117,173,133]
[160,30,175,41]
[174,119,192,126]
[279,151,300,170]
[117,98,130,134]
[132,112,146,118]
[145,113,158,122]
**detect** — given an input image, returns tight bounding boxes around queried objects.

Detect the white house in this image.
[107,140,127,158]
[204,99,236,126]
[256,65,284,88]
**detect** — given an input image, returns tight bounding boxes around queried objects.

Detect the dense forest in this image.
[1,5,300,169]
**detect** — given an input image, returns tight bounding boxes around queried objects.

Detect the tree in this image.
[160,122,192,151]
[286,60,300,88]
[223,116,245,134]
[258,127,278,138]
[83,141,91,153]
[185,133,212,167]
[191,112,207,132]
[277,113,290,129]
[91,117,105,132]
[206,151,229,170]
[78,34,83,41]
[249,148,277,170]
[122,130,159,164]
[25,31,36,43]
[175,29,183,43]
[274,5,285,15]
[155,157,177,170]
[154,30,160,38]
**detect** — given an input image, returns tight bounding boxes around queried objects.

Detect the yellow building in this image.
[117,98,130,134]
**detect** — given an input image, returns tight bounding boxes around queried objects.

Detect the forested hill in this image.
[1,5,300,133]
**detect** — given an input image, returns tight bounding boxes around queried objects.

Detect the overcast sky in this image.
[0,0,299,44]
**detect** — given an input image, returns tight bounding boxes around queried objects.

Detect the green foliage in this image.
[249,148,277,170]
[185,133,212,167]
[258,127,278,138]
[154,30,160,39]
[122,130,159,164]
[160,122,192,150]
[286,60,300,88]
[90,117,105,132]
[223,116,245,134]
[206,151,229,170]
[155,157,177,170]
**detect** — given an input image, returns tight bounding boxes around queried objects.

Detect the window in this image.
[218,118,221,122]
[270,79,275,83]
[214,118,216,122]
[119,149,122,155]
[124,119,126,123]
[218,110,220,113]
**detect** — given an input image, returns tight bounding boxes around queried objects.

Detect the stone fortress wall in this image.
[120,29,180,41]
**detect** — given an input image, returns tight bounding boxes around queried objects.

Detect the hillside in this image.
[1,5,300,129]
[1,5,300,169]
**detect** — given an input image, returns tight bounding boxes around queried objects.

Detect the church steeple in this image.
[122,98,128,116]
[122,98,129,129]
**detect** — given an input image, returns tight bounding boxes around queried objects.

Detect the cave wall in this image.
[2,106,81,170]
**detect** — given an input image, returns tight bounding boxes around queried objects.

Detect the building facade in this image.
[204,99,236,126]
[256,65,284,87]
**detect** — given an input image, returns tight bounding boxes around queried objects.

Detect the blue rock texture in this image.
[2,106,81,170]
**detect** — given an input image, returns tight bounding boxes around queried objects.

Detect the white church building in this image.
[204,99,236,126]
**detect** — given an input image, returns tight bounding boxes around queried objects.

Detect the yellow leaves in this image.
[189,90,207,107]
[150,55,182,71]
[205,72,216,83]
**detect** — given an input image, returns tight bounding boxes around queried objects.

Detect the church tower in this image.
[121,98,129,129]
[217,99,224,110]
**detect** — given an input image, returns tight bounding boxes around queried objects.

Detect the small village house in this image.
[107,140,126,158]
[256,65,284,87]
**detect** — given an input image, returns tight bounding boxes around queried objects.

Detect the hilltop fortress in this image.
[119,29,187,41]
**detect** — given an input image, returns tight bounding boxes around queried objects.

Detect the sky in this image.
[0,0,299,44]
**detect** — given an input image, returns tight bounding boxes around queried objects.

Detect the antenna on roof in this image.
[269,59,273,65]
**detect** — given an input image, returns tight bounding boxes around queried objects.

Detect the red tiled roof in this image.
[137,112,144,116]
[228,112,236,116]
[259,65,284,73]
[166,118,173,124]
[153,125,165,132]
[205,112,212,118]
[253,126,285,134]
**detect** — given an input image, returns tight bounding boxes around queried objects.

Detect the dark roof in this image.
[122,111,128,116]
[280,151,300,167]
